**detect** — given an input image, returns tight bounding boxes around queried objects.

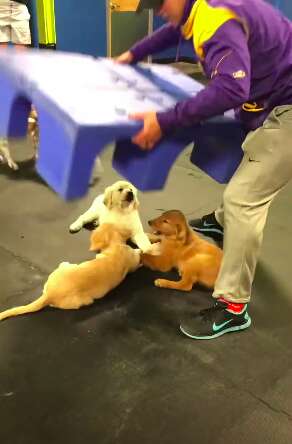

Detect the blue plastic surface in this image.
[0,49,245,200]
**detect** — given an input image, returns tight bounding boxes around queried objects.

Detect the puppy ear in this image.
[103,187,113,209]
[176,224,187,243]
[133,197,140,210]
[176,221,192,244]
[184,228,193,245]
[89,227,110,251]
[89,230,102,252]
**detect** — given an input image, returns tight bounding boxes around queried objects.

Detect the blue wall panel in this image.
[27,0,39,47]
[54,0,107,56]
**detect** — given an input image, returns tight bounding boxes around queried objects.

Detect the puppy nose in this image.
[126,190,134,202]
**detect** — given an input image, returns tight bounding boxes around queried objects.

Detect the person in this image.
[116,0,292,339]
[0,0,31,48]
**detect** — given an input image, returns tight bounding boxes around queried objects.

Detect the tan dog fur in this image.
[0,224,140,321]
[142,210,222,291]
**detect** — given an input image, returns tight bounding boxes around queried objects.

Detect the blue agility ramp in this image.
[0,49,245,199]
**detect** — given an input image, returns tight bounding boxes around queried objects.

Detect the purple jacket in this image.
[130,0,292,133]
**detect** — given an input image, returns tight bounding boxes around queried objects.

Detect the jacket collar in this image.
[178,0,197,27]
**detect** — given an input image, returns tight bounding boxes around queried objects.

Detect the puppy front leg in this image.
[132,232,161,255]
[69,197,102,233]
[132,232,151,252]
[146,232,162,243]
[154,276,194,292]
[69,210,98,233]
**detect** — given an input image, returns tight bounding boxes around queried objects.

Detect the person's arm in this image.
[129,24,181,63]
[157,20,251,133]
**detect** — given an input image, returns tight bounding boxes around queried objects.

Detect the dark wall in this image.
[26,0,39,47]
[266,0,292,18]
[28,1,292,56]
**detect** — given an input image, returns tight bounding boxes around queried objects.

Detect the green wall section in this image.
[110,11,149,57]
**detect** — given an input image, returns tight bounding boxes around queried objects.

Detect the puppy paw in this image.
[7,160,19,170]
[69,222,82,233]
[154,278,166,287]
[145,242,161,256]
[147,232,161,243]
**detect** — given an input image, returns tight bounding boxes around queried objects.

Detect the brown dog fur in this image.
[0,224,140,321]
[141,210,222,291]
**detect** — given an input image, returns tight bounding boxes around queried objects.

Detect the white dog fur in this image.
[70,180,158,255]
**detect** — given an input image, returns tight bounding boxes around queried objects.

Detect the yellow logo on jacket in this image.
[242,102,264,112]
[233,70,246,79]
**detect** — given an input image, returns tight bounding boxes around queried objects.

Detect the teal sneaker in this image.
[189,212,223,242]
[180,301,251,340]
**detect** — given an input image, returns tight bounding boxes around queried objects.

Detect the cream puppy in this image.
[69,180,158,254]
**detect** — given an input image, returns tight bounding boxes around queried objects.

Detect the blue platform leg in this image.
[61,130,110,199]
[0,77,31,138]
[113,137,189,191]
[36,112,110,199]
[190,117,246,183]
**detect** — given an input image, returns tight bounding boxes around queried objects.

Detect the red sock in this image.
[218,297,246,314]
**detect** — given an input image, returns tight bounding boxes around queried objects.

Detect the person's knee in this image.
[222,186,242,213]
[223,186,266,243]
[222,185,254,223]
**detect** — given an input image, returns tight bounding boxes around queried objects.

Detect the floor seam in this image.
[0,243,47,276]
[244,389,292,421]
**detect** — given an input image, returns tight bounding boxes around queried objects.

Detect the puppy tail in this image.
[0,295,47,321]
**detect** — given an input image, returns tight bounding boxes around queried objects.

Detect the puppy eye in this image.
[118,188,123,192]
[163,220,168,223]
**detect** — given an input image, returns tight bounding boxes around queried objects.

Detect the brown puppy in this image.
[0,224,140,321]
[142,210,222,291]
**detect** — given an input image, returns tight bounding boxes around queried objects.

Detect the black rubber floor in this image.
[0,140,291,444]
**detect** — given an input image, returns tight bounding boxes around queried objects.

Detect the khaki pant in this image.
[0,22,31,45]
[213,105,292,303]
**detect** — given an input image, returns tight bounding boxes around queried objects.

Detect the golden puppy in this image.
[142,210,223,291]
[0,224,140,321]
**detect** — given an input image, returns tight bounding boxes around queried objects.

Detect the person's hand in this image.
[115,51,134,64]
[129,112,162,150]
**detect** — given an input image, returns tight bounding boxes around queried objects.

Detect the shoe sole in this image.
[179,316,252,340]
